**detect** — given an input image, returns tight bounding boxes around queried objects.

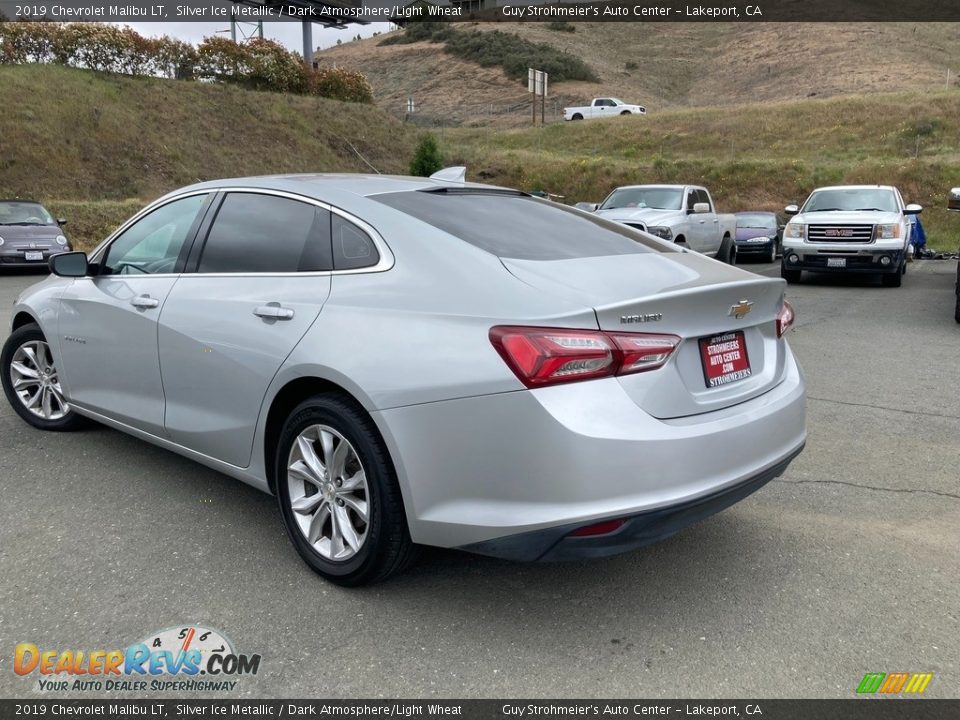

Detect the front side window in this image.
[103,194,207,275]
[198,193,332,274]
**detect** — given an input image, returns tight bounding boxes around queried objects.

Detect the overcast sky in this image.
[123,21,392,53]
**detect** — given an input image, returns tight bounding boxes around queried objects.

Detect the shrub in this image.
[545,22,576,32]
[0,22,373,103]
[379,23,596,83]
[410,134,443,176]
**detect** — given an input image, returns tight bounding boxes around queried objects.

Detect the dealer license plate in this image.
[699,331,751,388]
[826,257,847,268]
[24,251,43,261]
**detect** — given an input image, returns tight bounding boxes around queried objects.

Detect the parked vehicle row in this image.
[1,172,805,585]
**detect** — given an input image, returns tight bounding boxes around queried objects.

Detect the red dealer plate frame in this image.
[699,330,752,388]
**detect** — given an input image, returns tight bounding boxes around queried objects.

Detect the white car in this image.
[564,98,646,121]
[781,185,922,287]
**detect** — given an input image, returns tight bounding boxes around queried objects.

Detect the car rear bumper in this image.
[374,346,806,554]
[461,443,803,561]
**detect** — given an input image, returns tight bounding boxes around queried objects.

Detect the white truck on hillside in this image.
[564,98,646,121]
[582,184,739,263]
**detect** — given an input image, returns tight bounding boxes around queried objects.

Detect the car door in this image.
[157,190,337,468]
[698,189,722,256]
[57,192,211,434]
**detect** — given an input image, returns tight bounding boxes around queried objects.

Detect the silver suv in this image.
[780,185,922,287]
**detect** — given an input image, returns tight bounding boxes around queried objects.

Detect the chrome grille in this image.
[807,224,874,243]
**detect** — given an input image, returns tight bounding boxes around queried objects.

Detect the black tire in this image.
[620,110,631,116]
[781,264,802,284]
[767,241,777,264]
[572,113,583,121]
[881,267,903,287]
[954,291,960,324]
[718,236,737,265]
[1,323,85,431]
[275,394,416,586]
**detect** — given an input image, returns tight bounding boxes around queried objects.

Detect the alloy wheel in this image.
[8,340,69,421]
[286,424,369,561]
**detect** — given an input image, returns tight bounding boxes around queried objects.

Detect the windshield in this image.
[599,187,684,211]
[0,201,56,226]
[736,213,777,229]
[802,188,898,213]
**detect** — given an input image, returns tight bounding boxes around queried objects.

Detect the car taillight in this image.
[489,326,680,388]
[776,300,795,338]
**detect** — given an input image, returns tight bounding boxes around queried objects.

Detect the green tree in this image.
[409,134,443,177]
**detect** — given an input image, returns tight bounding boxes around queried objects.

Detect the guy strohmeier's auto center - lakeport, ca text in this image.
[9,3,760,20]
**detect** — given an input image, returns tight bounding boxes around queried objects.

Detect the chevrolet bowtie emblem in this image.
[729,300,753,319]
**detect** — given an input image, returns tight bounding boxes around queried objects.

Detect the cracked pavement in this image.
[0,259,957,699]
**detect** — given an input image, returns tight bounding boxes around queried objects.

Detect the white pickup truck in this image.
[564,97,646,121]
[582,184,739,262]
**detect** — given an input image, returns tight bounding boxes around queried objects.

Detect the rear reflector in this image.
[776,300,795,338]
[490,326,680,388]
[569,519,628,537]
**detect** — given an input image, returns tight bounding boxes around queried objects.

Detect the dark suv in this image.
[0,200,71,269]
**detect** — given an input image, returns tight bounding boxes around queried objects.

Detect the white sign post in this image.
[529,68,549,126]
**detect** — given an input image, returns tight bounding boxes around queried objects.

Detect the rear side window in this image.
[373,191,656,261]
[198,193,332,274]
[332,214,380,270]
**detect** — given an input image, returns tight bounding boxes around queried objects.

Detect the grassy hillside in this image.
[0,64,415,248]
[320,22,960,126]
[444,91,960,251]
[1,64,958,252]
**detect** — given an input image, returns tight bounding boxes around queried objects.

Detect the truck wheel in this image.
[620,110,631,115]
[781,265,801,284]
[718,236,737,265]
[955,292,960,324]
[881,267,903,287]
[572,113,583,121]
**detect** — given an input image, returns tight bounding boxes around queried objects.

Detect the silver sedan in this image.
[1,174,806,585]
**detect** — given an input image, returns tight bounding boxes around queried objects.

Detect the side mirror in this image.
[692,202,710,214]
[784,204,800,216]
[57,218,68,226]
[49,251,89,277]
[575,202,599,212]
[904,203,923,215]
[949,188,960,212]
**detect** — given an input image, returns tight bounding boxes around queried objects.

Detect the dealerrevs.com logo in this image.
[14,625,261,693]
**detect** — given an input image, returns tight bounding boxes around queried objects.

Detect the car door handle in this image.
[130,295,160,309]
[254,303,295,321]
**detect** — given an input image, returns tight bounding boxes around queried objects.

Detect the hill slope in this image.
[0,64,414,200]
[320,22,960,126]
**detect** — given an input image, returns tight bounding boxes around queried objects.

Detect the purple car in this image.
[0,200,71,270]
[735,211,782,263]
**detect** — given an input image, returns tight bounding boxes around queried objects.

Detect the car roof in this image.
[173,173,515,199]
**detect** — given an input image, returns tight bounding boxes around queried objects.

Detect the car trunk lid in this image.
[501,252,788,418]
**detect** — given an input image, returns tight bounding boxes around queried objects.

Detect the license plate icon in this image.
[24,251,43,261]
[699,331,751,388]
[827,257,847,268]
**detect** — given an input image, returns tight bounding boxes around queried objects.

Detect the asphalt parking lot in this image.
[0,260,957,699]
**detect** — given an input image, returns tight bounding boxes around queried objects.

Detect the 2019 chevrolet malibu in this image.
[1,174,806,585]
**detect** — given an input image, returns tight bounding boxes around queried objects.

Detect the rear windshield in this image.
[373,191,656,261]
